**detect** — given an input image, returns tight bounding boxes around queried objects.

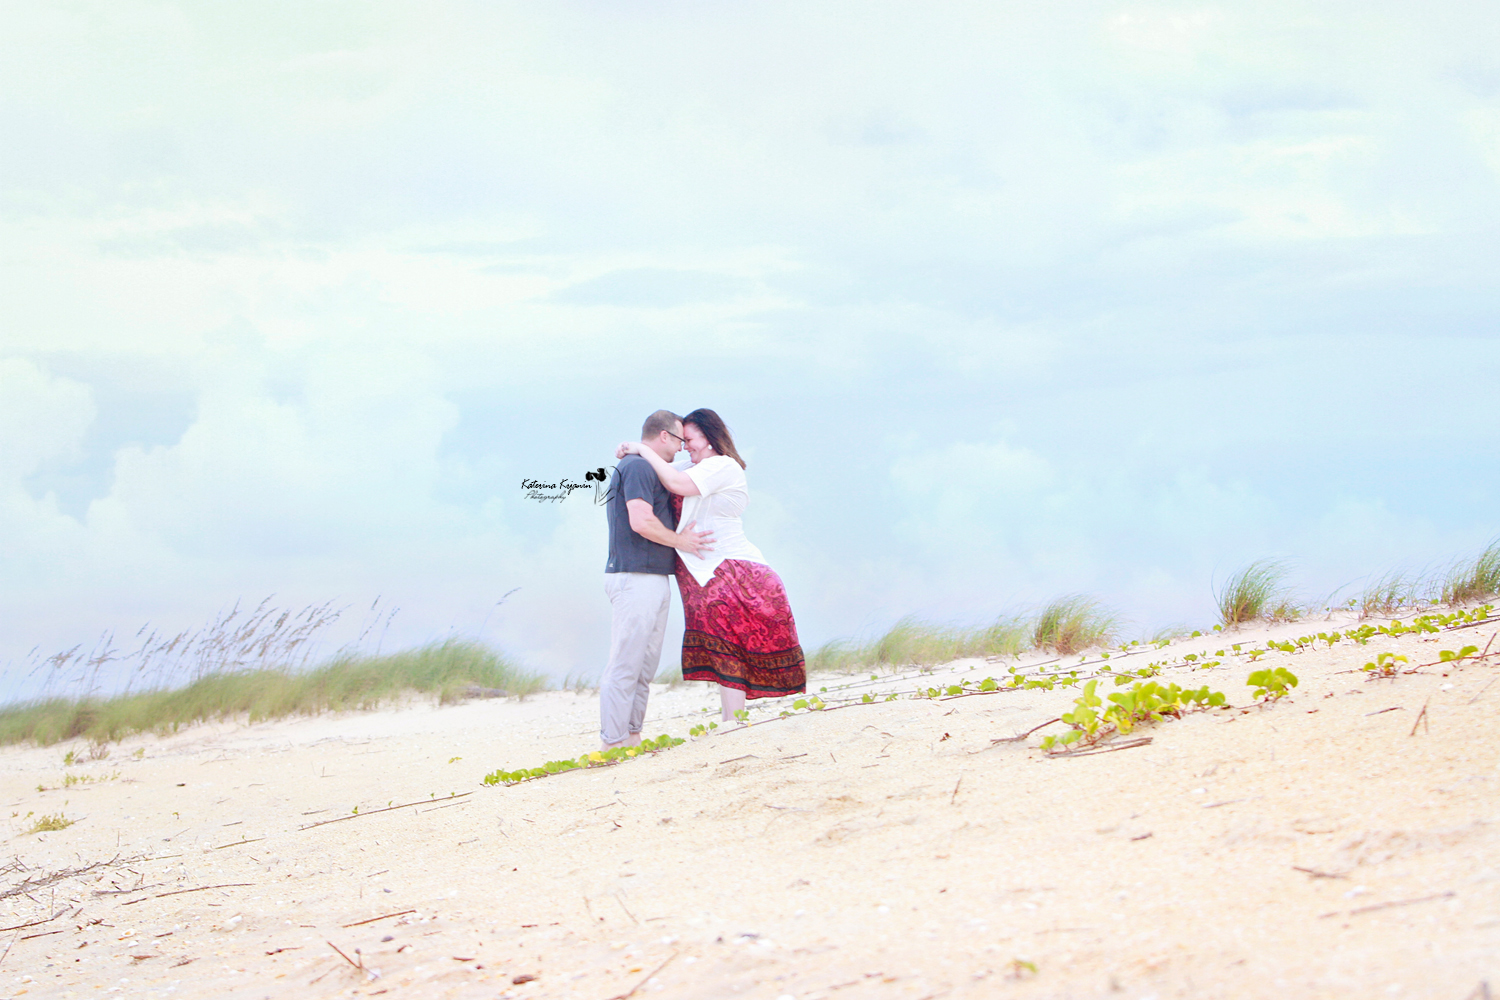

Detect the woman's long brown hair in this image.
[683,408,746,469]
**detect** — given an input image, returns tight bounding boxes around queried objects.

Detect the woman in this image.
[617,408,806,721]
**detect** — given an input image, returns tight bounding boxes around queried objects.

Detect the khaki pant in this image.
[600,572,670,745]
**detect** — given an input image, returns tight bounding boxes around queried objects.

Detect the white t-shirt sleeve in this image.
[685,455,741,497]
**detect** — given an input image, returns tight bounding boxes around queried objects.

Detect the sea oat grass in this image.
[1359,570,1424,618]
[810,614,1031,672]
[0,639,542,747]
[1439,540,1500,606]
[1031,595,1119,655]
[1215,559,1293,626]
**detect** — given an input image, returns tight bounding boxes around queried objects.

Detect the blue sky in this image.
[3,2,1499,697]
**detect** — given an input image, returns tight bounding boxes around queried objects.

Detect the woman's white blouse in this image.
[676,454,766,586]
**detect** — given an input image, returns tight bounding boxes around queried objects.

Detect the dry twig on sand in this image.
[327,939,362,969]
[983,717,1062,748]
[1292,866,1347,880]
[1047,737,1153,758]
[1409,698,1430,736]
[1319,891,1455,919]
[606,951,678,1000]
[299,792,471,830]
[341,909,416,929]
[0,857,121,902]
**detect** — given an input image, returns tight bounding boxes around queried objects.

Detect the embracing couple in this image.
[599,408,806,750]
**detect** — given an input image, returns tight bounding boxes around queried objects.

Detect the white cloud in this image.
[0,359,94,482]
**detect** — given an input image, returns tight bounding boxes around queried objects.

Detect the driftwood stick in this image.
[1348,891,1454,916]
[1292,866,1347,880]
[1320,891,1455,919]
[988,717,1063,745]
[92,884,167,896]
[1409,699,1430,737]
[0,929,18,971]
[613,893,638,925]
[1481,632,1498,657]
[299,793,472,830]
[327,939,362,969]
[1442,618,1496,632]
[0,857,121,903]
[1048,737,1153,758]
[607,950,678,1000]
[0,905,80,933]
[122,882,254,905]
[341,909,416,929]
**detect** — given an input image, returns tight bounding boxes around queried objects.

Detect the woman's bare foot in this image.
[719,685,746,723]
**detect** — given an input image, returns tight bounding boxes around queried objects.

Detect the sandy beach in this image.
[3,613,1497,1000]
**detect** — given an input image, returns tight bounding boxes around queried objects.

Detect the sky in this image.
[3,2,1499,701]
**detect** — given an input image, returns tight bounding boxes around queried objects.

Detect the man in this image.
[600,409,713,750]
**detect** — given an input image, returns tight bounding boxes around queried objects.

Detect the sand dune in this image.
[3,613,1497,999]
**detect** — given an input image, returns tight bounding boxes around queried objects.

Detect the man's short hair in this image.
[641,409,682,440]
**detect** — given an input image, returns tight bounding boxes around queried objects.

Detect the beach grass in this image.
[1439,540,1500,606]
[1215,559,1295,626]
[0,639,543,747]
[1030,595,1119,655]
[1358,569,1424,618]
[809,605,1083,673]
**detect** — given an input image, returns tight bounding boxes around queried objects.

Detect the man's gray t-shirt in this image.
[606,455,677,575]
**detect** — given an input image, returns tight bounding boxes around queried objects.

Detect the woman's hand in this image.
[615,441,644,459]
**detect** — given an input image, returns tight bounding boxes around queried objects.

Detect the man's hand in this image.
[626,501,714,555]
[675,519,714,558]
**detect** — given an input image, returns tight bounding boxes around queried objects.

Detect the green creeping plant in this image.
[1245,647,1268,662]
[1362,652,1409,677]
[733,709,749,723]
[1247,666,1298,702]
[1041,679,1226,751]
[482,734,687,785]
[1437,645,1481,663]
